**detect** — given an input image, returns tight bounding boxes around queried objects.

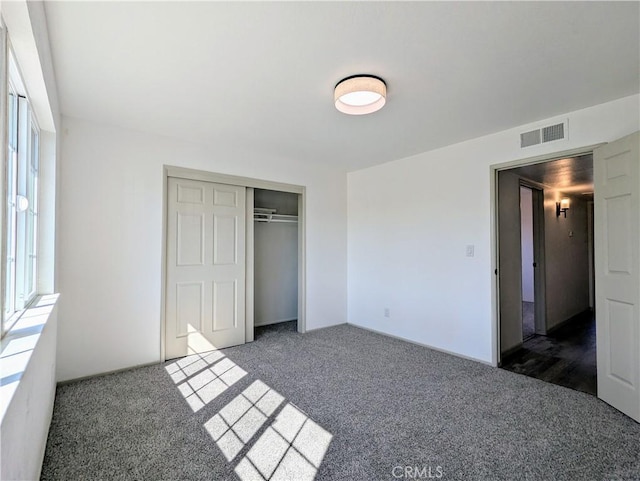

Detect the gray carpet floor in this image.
[41,323,640,481]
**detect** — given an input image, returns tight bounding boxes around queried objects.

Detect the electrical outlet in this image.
[384,308,390,318]
[465,245,475,257]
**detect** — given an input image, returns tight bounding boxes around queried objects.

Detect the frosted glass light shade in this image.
[334,76,386,115]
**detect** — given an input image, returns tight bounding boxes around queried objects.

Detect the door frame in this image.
[518,181,547,336]
[587,200,595,309]
[160,166,307,362]
[491,143,604,366]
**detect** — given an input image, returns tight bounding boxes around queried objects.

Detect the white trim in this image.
[56,360,159,386]
[491,143,604,173]
[531,186,547,335]
[587,200,595,309]
[8,46,26,98]
[0,20,7,335]
[160,166,307,359]
[297,192,306,334]
[245,187,255,343]
[164,166,304,194]
[490,143,603,367]
[36,130,55,295]
[348,322,493,366]
[159,171,168,362]
[254,317,297,328]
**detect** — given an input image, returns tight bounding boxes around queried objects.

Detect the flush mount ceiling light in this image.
[334,75,386,115]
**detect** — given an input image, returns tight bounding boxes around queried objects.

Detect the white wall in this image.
[347,94,639,365]
[520,186,534,303]
[254,222,298,326]
[57,116,348,381]
[1,300,58,481]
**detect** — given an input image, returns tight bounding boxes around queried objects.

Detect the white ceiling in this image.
[44,2,639,172]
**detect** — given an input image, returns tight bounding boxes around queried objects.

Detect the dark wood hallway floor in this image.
[500,310,596,395]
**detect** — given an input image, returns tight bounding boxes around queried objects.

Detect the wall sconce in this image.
[556,197,570,217]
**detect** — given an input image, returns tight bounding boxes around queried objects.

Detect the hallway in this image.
[501,311,596,395]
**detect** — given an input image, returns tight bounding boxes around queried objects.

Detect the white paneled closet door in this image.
[166,177,246,359]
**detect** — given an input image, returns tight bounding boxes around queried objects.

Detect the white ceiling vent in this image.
[520,120,568,148]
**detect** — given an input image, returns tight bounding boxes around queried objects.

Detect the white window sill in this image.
[0,293,59,422]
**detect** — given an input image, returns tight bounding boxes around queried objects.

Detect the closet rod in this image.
[254,218,298,224]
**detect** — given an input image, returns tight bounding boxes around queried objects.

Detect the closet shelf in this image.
[254,208,298,224]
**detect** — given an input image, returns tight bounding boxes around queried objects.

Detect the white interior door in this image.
[594,131,640,421]
[166,177,246,359]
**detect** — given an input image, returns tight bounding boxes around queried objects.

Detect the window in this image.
[3,50,39,334]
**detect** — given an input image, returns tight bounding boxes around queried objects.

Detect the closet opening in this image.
[252,188,299,340]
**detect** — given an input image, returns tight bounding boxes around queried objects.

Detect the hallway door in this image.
[594,131,640,422]
[166,177,246,359]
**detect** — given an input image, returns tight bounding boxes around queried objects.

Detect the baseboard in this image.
[347,322,493,366]
[546,308,593,335]
[254,317,297,328]
[57,361,160,386]
[304,322,348,334]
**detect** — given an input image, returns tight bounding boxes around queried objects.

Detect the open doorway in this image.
[497,154,596,395]
[252,189,300,341]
